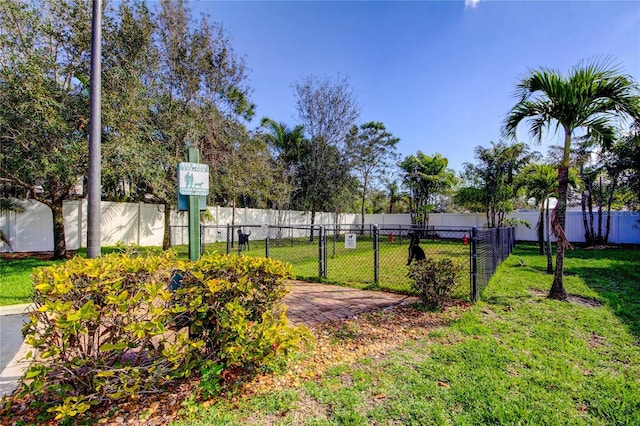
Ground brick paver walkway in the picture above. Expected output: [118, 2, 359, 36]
[284, 281, 417, 326]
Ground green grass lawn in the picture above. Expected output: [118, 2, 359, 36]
[0, 257, 62, 305]
[171, 244, 640, 425]
[0, 238, 491, 306]
[203, 236, 471, 297]
[0, 247, 144, 306]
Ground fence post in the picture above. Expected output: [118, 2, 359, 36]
[318, 225, 324, 278]
[471, 227, 478, 302]
[226, 224, 230, 254]
[323, 227, 328, 278]
[265, 224, 270, 258]
[373, 224, 379, 285]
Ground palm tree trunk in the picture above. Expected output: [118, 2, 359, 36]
[605, 179, 617, 243]
[537, 204, 544, 255]
[545, 197, 553, 274]
[550, 165, 569, 300]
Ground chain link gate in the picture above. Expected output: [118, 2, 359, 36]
[321, 225, 378, 285]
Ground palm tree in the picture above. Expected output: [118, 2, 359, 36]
[504, 59, 640, 300]
[519, 164, 578, 274]
[260, 118, 307, 168]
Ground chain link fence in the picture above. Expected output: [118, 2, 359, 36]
[377, 225, 472, 298]
[188, 223, 515, 301]
[470, 227, 516, 301]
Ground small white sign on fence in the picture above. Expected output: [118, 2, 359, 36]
[345, 233, 357, 249]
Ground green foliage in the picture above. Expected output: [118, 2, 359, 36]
[22, 251, 192, 419]
[198, 362, 225, 399]
[21, 251, 306, 421]
[172, 255, 306, 372]
[408, 258, 464, 310]
[502, 217, 530, 228]
[399, 152, 457, 223]
[458, 141, 539, 227]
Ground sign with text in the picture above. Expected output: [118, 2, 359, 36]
[178, 162, 209, 196]
[345, 233, 357, 249]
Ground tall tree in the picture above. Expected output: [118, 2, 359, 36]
[132, 0, 254, 249]
[504, 59, 640, 300]
[0, 0, 93, 259]
[294, 75, 359, 239]
[400, 152, 457, 226]
[345, 121, 399, 233]
[457, 142, 538, 228]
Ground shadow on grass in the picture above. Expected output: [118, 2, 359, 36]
[511, 245, 640, 339]
[484, 244, 640, 339]
[564, 249, 640, 339]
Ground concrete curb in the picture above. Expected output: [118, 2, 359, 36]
[0, 340, 31, 398]
[0, 304, 33, 399]
[0, 303, 32, 316]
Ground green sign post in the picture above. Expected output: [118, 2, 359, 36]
[178, 148, 209, 261]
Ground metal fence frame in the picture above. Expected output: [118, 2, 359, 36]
[195, 223, 516, 302]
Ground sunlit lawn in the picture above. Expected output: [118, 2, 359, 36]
[172, 244, 640, 425]
[2, 237, 472, 306]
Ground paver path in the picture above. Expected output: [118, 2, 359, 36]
[284, 281, 417, 326]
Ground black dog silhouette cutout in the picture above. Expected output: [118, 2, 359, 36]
[237, 228, 251, 251]
[406, 231, 426, 265]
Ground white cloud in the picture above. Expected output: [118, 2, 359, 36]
[465, 0, 483, 9]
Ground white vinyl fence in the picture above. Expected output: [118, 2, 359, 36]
[1, 200, 639, 253]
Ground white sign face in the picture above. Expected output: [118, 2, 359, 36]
[178, 162, 210, 196]
[345, 233, 357, 249]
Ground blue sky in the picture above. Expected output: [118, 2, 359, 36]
[186, 0, 640, 174]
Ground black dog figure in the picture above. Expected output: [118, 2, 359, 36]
[237, 228, 251, 251]
[406, 231, 426, 265]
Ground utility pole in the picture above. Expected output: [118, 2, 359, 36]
[87, 0, 102, 258]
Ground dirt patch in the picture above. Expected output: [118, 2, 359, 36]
[0, 251, 76, 260]
[529, 289, 603, 308]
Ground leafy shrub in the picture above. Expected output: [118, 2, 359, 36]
[408, 258, 463, 310]
[21, 251, 307, 421]
[22, 251, 200, 420]
[173, 255, 306, 372]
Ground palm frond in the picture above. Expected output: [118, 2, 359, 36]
[0, 197, 25, 214]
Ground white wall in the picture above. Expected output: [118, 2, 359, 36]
[2, 201, 639, 253]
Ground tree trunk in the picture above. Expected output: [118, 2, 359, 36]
[545, 197, 553, 274]
[596, 176, 604, 243]
[549, 165, 569, 300]
[604, 179, 617, 243]
[162, 202, 171, 250]
[231, 197, 236, 248]
[587, 179, 595, 245]
[309, 207, 316, 242]
[580, 168, 592, 244]
[537, 204, 544, 255]
[51, 199, 67, 260]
